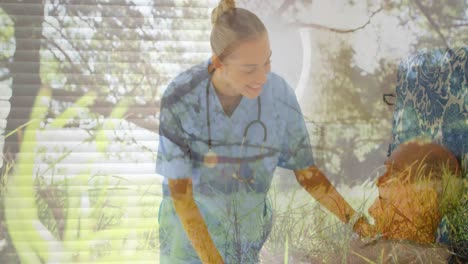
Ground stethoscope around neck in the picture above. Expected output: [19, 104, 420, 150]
[204, 75, 267, 183]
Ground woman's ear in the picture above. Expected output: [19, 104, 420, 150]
[211, 55, 223, 69]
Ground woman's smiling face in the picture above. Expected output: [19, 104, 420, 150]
[215, 32, 272, 99]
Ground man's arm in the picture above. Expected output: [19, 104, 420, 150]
[293, 165, 369, 232]
[168, 178, 224, 264]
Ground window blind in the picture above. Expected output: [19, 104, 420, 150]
[0, 0, 216, 262]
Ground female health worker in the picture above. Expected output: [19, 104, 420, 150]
[156, 1, 368, 263]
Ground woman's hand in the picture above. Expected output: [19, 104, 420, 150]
[352, 216, 375, 238]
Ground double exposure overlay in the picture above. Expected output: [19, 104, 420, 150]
[0, 1, 466, 263]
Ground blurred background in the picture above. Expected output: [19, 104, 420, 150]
[0, 0, 466, 262]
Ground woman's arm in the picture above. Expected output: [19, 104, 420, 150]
[293, 165, 368, 232]
[168, 178, 224, 264]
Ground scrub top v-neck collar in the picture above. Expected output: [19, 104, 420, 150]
[208, 79, 250, 123]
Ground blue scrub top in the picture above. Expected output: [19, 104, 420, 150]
[156, 59, 314, 263]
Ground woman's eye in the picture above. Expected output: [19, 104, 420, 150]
[243, 61, 270, 74]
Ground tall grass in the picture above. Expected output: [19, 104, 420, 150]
[261, 161, 466, 263]
[260, 176, 377, 263]
[3, 86, 465, 263]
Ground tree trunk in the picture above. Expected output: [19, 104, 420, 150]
[0, 1, 44, 262]
[2, 1, 44, 169]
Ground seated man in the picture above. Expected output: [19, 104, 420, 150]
[348, 141, 464, 263]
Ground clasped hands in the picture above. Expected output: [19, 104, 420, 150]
[352, 215, 378, 241]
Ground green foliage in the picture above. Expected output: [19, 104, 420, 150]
[5, 88, 55, 263]
[3, 87, 161, 262]
[306, 39, 396, 182]
[0, 8, 14, 60]
[439, 166, 465, 216]
[385, 0, 467, 49]
[445, 162, 468, 259]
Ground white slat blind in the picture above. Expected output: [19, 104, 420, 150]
[0, 0, 216, 262]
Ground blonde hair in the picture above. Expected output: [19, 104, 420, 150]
[210, 0, 267, 62]
[211, 0, 236, 25]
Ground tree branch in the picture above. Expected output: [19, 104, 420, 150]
[290, 7, 383, 33]
[275, 0, 295, 16]
[45, 37, 83, 74]
[447, 22, 468, 28]
[413, 0, 450, 49]
[42, 19, 94, 75]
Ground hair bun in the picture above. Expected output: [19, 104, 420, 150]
[211, 0, 236, 25]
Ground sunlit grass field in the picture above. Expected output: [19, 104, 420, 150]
[261, 174, 378, 263]
[3, 151, 466, 263]
[1, 87, 466, 263]
[3, 156, 378, 263]
[261, 165, 467, 263]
